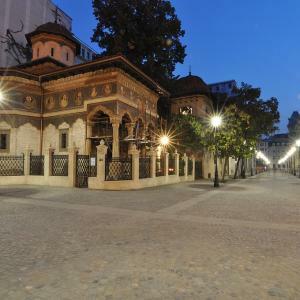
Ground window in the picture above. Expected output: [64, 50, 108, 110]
[59, 129, 69, 151]
[87, 52, 90, 60]
[81, 48, 85, 58]
[66, 52, 69, 61]
[51, 48, 55, 57]
[179, 106, 193, 115]
[37, 48, 40, 58]
[0, 130, 10, 152]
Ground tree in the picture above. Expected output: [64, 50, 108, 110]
[91, 0, 186, 85]
[0, 21, 31, 65]
[230, 83, 280, 137]
[170, 104, 257, 180]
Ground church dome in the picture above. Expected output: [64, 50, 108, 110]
[171, 75, 210, 98]
[26, 22, 78, 46]
[26, 22, 79, 66]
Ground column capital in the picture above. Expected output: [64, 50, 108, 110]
[110, 116, 122, 125]
[128, 144, 140, 156]
[125, 122, 135, 129]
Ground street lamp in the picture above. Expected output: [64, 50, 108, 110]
[0, 90, 4, 102]
[159, 135, 170, 147]
[210, 114, 223, 187]
[296, 139, 300, 178]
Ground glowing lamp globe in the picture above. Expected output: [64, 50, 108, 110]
[160, 135, 170, 146]
[0, 91, 4, 102]
[210, 115, 222, 128]
[296, 139, 300, 147]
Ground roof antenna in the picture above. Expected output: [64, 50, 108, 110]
[189, 65, 192, 76]
[52, 6, 61, 24]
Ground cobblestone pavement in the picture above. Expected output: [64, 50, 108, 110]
[0, 172, 300, 300]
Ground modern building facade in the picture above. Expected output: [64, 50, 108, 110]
[208, 80, 237, 97]
[0, 0, 96, 67]
[258, 134, 290, 169]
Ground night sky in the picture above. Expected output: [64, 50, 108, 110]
[53, 0, 300, 132]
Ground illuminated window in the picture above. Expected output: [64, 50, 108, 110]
[179, 106, 193, 115]
[0, 130, 10, 152]
[59, 129, 69, 151]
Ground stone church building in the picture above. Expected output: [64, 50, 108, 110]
[0, 22, 217, 188]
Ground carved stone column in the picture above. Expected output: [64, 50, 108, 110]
[128, 144, 140, 182]
[85, 122, 93, 155]
[183, 153, 188, 180]
[126, 122, 135, 151]
[96, 140, 108, 182]
[111, 117, 121, 158]
[164, 151, 169, 178]
[149, 147, 156, 178]
[68, 145, 79, 187]
[45, 146, 55, 177]
[24, 147, 33, 176]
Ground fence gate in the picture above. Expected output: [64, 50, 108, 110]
[76, 155, 90, 188]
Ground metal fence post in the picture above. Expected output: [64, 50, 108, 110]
[174, 149, 179, 177]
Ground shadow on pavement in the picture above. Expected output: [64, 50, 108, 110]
[0, 188, 39, 198]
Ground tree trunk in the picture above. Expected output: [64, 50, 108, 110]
[222, 156, 229, 182]
[234, 157, 241, 179]
[241, 158, 246, 179]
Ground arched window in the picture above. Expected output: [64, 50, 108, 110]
[66, 52, 69, 61]
[51, 48, 55, 57]
[37, 48, 40, 58]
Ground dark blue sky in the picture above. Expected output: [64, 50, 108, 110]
[54, 0, 300, 132]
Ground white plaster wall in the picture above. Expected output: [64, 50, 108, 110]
[71, 118, 86, 154]
[16, 123, 40, 155]
[43, 124, 58, 153]
[202, 152, 214, 179]
[42, 119, 85, 154]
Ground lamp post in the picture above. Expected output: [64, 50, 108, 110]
[0, 90, 4, 102]
[210, 115, 223, 188]
[296, 139, 300, 178]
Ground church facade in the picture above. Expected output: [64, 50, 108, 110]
[0, 22, 218, 189]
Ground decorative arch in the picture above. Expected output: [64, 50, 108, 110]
[87, 104, 115, 122]
[119, 110, 134, 123]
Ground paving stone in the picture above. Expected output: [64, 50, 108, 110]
[0, 173, 299, 299]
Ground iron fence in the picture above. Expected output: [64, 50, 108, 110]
[179, 159, 185, 176]
[0, 155, 24, 176]
[156, 157, 165, 177]
[75, 154, 97, 188]
[30, 155, 44, 176]
[139, 157, 151, 179]
[105, 157, 132, 181]
[188, 159, 193, 175]
[89, 154, 97, 177]
[168, 156, 175, 175]
[52, 155, 68, 176]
